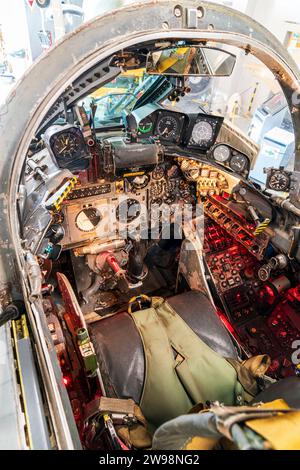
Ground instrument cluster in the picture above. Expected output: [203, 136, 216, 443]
[178, 159, 229, 197]
[41, 111, 251, 186]
[59, 162, 196, 249]
[130, 108, 223, 151]
[149, 163, 195, 205]
[209, 143, 250, 176]
[129, 108, 251, 176]
[60, 189, 147, 248]
[32, 112, 253, 257]
[135, 109, 186, 144]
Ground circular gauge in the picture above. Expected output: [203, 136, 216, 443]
[75, 207, 101, 232]
[156, 115, 179, 139]
[152, 165, 165, 180]
[52, 130, 82, 159]
[268, 171, 290, 191]
[138, 117, 153, 134]
[116, 198, 141, 223]
[191, 120, 213, 146]
[131, 174, 149, 190]
[213, 144, 231, 163]
[229, 153, 248, 173]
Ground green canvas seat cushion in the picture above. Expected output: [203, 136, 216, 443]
[131, 298, 242, 429]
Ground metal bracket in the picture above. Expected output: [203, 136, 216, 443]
[186, 8, 198, 29]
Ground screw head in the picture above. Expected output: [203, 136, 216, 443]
[174, 6, 182, 18]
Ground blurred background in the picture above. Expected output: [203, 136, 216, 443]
[1, 0, 300, 103]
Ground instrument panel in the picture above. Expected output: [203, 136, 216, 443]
[128, 107, 253, 177]
[59, 163, 196, 248]
[60, 191, 147, 247]
[209, 143, 250, 176]
[178, 159, 229, 197]
[130, 108, 223, 150]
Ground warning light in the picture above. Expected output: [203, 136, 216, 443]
[63, 375, 71, 387]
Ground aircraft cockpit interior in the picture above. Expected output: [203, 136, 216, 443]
[12, 34, 300, 450]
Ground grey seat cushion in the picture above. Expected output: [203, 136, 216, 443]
[252, 376, 300, 408]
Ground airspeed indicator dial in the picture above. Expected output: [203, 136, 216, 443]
[156, 115, 179, 140]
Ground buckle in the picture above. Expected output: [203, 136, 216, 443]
[128, 294, 152, 314]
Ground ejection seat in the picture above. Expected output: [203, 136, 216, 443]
[89, 291, 240, 419]
[89, 289, 300, 439]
